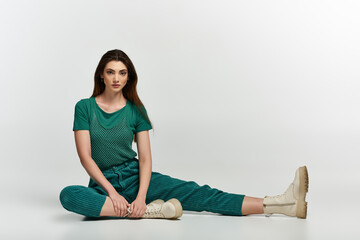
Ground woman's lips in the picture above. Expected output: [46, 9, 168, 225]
[112, 85, 120, 87]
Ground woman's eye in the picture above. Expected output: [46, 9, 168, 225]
[121, 72, 126, 75]
[107, 71, 113, 74]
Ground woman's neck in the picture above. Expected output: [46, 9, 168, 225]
[96, 91, 127, 106]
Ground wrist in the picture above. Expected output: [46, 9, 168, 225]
[106, 188, 118, 196]
[136, 195, 146, 201]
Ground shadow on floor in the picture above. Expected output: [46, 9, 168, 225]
[82, 210, 223, 221]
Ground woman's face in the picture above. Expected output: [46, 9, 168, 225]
[100, 60, 128, 92]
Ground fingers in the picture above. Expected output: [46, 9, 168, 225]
[120, 199, 129, 217]
[111, 198, 119, 216]
[129, 204, 146, 218]
[116, 202, 122, 216]
[123, 200, 130, 217]
[129, 203, 133, 214]
[110, 195, 147, 218]
[129, 203, 137, 218]
[139, 206, 146, 217]
[129, 203, 134, 218]
[121, 203, 127, 217]
[113, 195, 132, 217]
[111, 197, 128, 217]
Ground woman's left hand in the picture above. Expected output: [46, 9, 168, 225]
[129, 197, 147, 218]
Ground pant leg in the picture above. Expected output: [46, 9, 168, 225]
[59, 165, 124, 217]
[120, 160, 246, 216]
[150, 172, 245, 216]
[59, 185, 107, 217]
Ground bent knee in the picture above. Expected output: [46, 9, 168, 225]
[59, 185, 82, 210]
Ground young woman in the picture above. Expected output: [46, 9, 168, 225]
[59, 49, 309, 219]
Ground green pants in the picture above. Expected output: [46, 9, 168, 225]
[59, 158, 245, 217]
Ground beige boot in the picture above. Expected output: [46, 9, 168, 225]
[148, 199, 165, 205]
[263, 166, 309, 218]
[142, 198, 183, 219]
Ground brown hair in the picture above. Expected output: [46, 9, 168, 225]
[90, 49, 153, 142]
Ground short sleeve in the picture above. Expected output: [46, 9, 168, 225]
[73, 100, 90, 131]
[134, 105, 152, 133]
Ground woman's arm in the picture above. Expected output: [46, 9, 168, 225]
[127, 130, 152, 218]
[135, 130, 152, 200]
[74, 130, 117, 195]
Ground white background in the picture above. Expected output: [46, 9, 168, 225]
[1, 0, 359, 239]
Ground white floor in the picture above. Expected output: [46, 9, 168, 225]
[2, 182, 359, 240]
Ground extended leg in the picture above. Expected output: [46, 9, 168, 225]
[241, 196, 264, 215]
[122, 171, 246, 216]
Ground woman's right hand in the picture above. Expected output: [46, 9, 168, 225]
[108, 191, 130, 217]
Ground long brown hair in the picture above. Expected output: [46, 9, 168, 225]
[90, 49, 153, 142]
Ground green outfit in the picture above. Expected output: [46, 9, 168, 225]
[73, 97, 152, 171]
[59, 97, 245, 217]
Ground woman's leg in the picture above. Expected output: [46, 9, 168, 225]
[60, 182, 267, 218]
[121, 169, 247, 216]
[59, 185, 107, 217]
[241, 196, 264, 215]
[99, 196, 123, 216]
[116, 160, 266, 216]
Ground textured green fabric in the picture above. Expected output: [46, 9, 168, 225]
[59, 159, 245, 217]
[73, 97, 152, 171]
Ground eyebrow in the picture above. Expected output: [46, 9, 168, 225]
[106, 68, 127, 71]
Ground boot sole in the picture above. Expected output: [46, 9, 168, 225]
[296, 166, 309, 219]
[166, 198, 183, 219]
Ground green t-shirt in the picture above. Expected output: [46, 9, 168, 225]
[73, 96, 152, 171]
